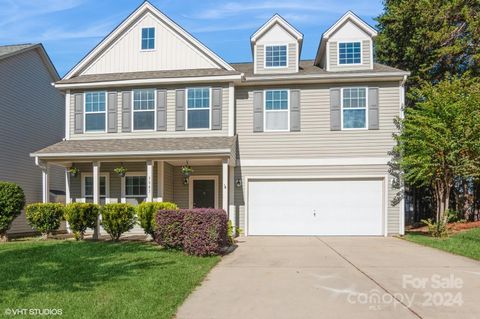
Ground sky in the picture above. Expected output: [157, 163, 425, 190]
[0, 0, 384, 77]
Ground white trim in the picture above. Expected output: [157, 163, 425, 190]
[295, 42, 299, 73]
[263, 44, 289, 69]
[263, 89, 290, 132]
[244, 174, 387, 237]
[240, 157, 390, 167]
[124, 171, 147, 198]
[131, 88, 157, 132]
[65, 90, 70, 140]
[64, 2, 234, 79]
[80, 172, 110, 199]
[31, 148, 232, 158]
[323, 11, 378, 39]
[139, 26, 156, 51]
[222, 160, 229, 213]
[326, 42, 330, 71]
[42, 165, 49, 203]
[251, 14, 303, 43]
[340, 87, 368, 130]
[228, 83, 235, 136]
[240, 71, 409, 83]
[188, 175, 219, 209]
[84, 91, 108, 133]
[253, 44, 258, 74]
[369, 38, 373, 69]
[337, 41, 363, 66]
[185, 87, 212, 131]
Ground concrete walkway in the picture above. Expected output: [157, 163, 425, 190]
[177, 236, 480, 319]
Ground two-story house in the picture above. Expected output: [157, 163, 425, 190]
[31, 2, 409, 236]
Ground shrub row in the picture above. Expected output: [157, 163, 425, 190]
[155, 208, 229, 256]
[0, 182, 25, 241]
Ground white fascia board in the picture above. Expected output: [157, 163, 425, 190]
[240, 157, 390, 167]
[55, 74, 243, 89]
[30, 149, 232, 159]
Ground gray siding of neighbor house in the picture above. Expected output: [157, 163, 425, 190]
[69, 83, 230, 139]
[0, 49, 65, 235]
[328, 40, 371, 71]
[255, 43, 297, 74]
[234, 165, 400, 235]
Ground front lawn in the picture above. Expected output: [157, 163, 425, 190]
[0, 240, 219, 319]
[405, 227, 480, 261]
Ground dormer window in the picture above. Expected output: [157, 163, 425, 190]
[338, 42, 361, 65]
[141, 27, 155, 50]
[265, 45, 287, 68]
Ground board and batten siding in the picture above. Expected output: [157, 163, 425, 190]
[69, 83, 230, 139]
[328, 40, 371, 71]
[235, 81, 400, 159]
[0, 49, 65, 235]
[234, 165, 400, 235]
[255, 43, 297, 74]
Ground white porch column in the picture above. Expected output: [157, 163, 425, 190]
[92, 161, 101, 240]
[229, 165, 236, 235]
[157, 160, 164, 202]
[65, 167, 72, 233]
[41, 164, 50, 203]
[222, 159, 229, 214]
[146, 160, 154, 202]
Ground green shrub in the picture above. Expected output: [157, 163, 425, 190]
[25, 203, 64, 239]
[64, 203, 100, 240]
[0, 182, 25, 241]
[422, 218, 449, 238]
[137, 202, 178, 238]
[101, 203, 136, 241]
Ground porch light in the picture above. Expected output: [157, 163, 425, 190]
[235, 179, 242, 188]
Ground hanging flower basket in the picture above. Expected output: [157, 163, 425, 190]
[68, 167, 79, 177]
[181, 165, 194, 178]
[114, 166, 128, 177]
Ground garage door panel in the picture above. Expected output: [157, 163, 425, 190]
[248, 179, 383, 236]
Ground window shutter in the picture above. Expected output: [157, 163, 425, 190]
[330, 88, 341, 131]
[368, 88, 379, 130]
[175, 89, 185, 131]
[157, 89, 167, 131]
[290, 90, 300, 132]
[212, 88, 222, 130]
[74, 93, 83, 134]
[122, 91, 131, 132]
[107, 92, 117, 133]
[253, 91, 264, 132]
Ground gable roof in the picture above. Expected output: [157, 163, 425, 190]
[251, 14, 303, 43]
[64, 1, 234, 80]
[314, 11, 378, 65]
[0, 43, 60, 81]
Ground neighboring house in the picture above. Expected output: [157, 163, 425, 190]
[0, 44, 65, 235]
[31, 2, 409, 236]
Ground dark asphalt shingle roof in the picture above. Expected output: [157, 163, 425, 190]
[33, 136, 236, 157]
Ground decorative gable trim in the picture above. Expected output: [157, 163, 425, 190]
[251, 14, 303, 44]
[64, 1, 234, 80]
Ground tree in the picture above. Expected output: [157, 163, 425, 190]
[390, 76, 480, 225]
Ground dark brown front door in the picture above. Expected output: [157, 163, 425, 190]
[193, 179, 215, 208]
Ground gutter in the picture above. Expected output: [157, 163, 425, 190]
[242, 71, 410, 83]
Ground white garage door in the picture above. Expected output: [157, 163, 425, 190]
[248, 179, 384, 236]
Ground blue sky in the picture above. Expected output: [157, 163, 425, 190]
[0, 0, 384, 76]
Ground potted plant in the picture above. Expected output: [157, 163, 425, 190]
[181, 164, 193, 185]
[68, 167, 79, 177]
[114, 166, 128, 177]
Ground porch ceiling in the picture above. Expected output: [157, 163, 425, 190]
[31, 136, 236, 161]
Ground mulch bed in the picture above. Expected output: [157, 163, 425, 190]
[408, 221, 480, 234]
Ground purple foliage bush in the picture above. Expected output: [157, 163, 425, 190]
[183, 208, 229, 256]
[155, 209, 185, 249]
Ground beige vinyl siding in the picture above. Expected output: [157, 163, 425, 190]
[0, 49, 64, 235]
[70, 83, 230, 139]
[172, 166, 223, 209]
[235, 81, 400, 159]
[234, 165, 400, 235]
[255, 43, 297, 74]
[163, 162, 174, 202]
[328, 40, 371, 71]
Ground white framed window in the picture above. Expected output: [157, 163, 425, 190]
[186, 87, 211, 129]
[141, 27, 155, 50]
[125, 174, 147, 198]
[264, 89, 289, 131]
[84, 91, 107, 132]
[338, 42, 362, 65]
[132, 89, 156, 131]
[265, 45, 287, 68]
[81, 173, 110, 200]
[341, 87, 367, 130]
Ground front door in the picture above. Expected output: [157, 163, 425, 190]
[193, 179, 215, 208]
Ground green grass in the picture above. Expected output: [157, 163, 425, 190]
[405, 228, 480, 260]
[0, 239, 219, 319]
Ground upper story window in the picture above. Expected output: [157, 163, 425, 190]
[265, 89, 289, 131]
[141, 27, 155, 50]
[85, 92, 106, 132]
[342, 87, 366, 129]
[265, 45, 287, 68]
[338, 42, 361, 65]
[133, 89, 155, 131]
[187, 88, 210, 129]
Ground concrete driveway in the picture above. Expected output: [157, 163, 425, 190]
[177, 237, 480, 319]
